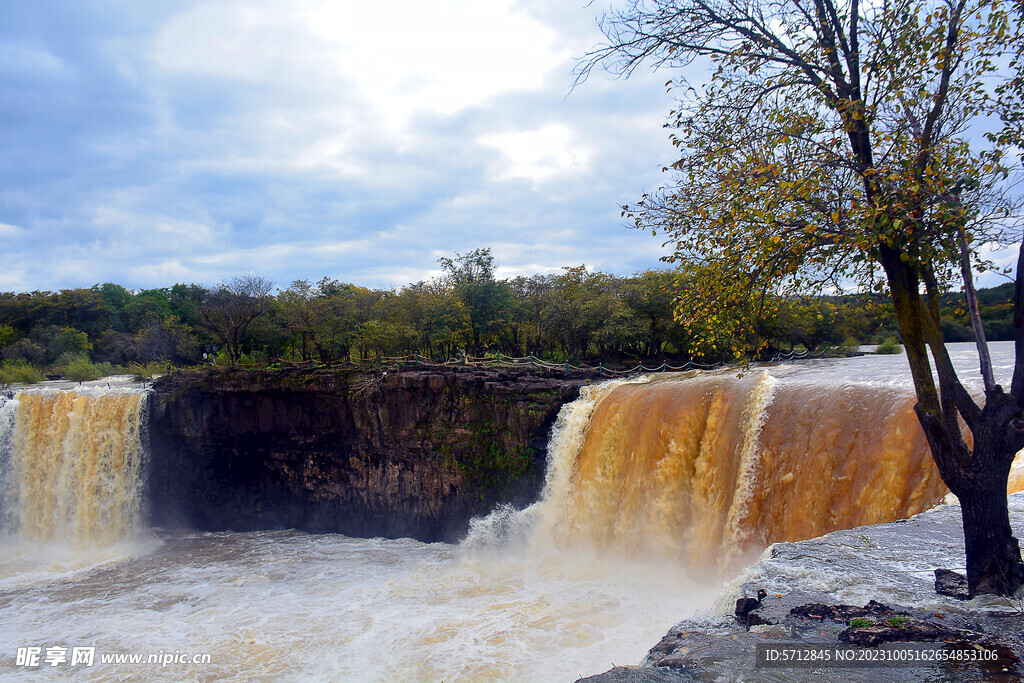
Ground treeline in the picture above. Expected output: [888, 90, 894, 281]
[0, 249, 1015, 383]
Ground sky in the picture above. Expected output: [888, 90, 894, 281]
[0, 0, 683, 293]
[1, 1, 1019, 295]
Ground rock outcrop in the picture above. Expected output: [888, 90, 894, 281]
[147, 366, 589, 542]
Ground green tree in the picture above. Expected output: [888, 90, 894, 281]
[510, 274, 555, 357]
[584, 0, 1024, 594]
[280, 278, 358, 363]
[438, 248, 510, 356]
[770, 298, 843, 353]
[96, 283, 133, 331]
[543, 266, 624, 358]
[399, 280, 469, 361]
[621, 270, 679, 357]
[45, 327, 92, 363]
[130, 315, 200, 365]
[121, 289, 173, 333]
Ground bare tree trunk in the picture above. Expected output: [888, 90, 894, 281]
[959, 231, 996, 392]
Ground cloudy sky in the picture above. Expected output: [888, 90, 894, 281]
[0, 0, 686, 293]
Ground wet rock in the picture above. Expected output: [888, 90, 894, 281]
[935, 568, 970, 600]
[576, 665, 691, 682]
[736, 588, 774, 626]
[148, 366, 587, 541]
[789, 599, 893, 621]
[735, 597, 760, 619]
[838, 615, 956, 646]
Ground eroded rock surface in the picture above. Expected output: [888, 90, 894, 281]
[147, 366, 589, 541]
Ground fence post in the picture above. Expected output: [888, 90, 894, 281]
[564, 360, 569, 374]
[347, 351, 352, 366]
[461, 350, 466, 366]
[530, 354, 534, 366]
[599, 362, 603, 378]
[497, 352, 501, 366]
[414, 352, 418, 365]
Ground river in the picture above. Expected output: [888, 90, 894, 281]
[0, 343, 1021, 680]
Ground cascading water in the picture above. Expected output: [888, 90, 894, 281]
[538, 369, 953, 576]
[0, 392, 18, 534]
[468, 366, 962, 579]
[0, 388, 147, 546]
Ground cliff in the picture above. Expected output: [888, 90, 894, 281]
[147, 366, 589, 542]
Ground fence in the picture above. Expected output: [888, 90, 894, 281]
[252, 346, 837, 377]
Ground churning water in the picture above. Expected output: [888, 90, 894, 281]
[0, 378, 716, 681]
[1, 345, 1022, 680]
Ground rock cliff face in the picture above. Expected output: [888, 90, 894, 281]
[147, 366, 588, 542]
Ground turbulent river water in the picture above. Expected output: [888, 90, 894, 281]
[1, 343, 1023, 681]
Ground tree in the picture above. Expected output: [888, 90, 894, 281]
[438, 248, 510, 356]
[280, 278, 358, 363]
[510, 274, 556, 356]
[582, 0, 1024, 594]
[0, 324, 14, 350]
[198, 274, 275, 365]
[621, 270, 679, 357]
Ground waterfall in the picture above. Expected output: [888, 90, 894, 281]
[505, 370, 1000, 577]
[0, 388, 147, 547]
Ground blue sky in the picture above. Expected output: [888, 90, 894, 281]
[0, 0, 682, 292]
[2, 1, 1019, 294]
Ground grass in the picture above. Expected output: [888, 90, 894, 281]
[848, 617, 876, 628]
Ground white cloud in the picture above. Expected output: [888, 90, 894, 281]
[151, 0, 566, 137]
[1, 0, 686, 291]
[479, 124, 590, 183]
[302, 0, 565, 126]
[0, 266, 29, 291]
[976, 241, 1021, 288]
[126, 259, 200, 286]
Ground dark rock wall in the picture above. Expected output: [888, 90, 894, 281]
[147, 367, 587, 542]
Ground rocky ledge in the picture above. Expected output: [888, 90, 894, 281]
[582, 494, 1024, 682]
[147, 366, 591, 542]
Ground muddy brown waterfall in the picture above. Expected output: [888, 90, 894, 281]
[546, 370, 1022, 577]
[0, 390, 146, 546]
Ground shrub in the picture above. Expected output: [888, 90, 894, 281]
[875, 337, 903, 354]
[62, 357, 104, 382]
[52, 353, 117, 382]
[127, 361, 169, 383]
[886, 615, 909, 628]
[0, 360, 44, 385]
[46, 327, 91, 363]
